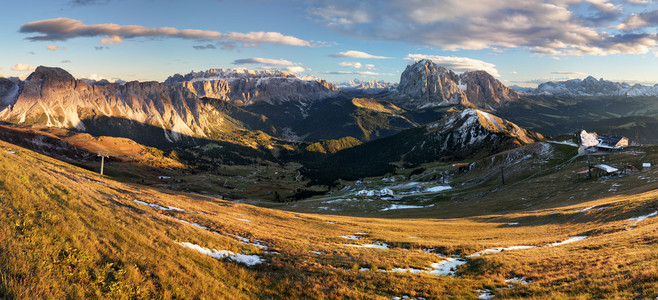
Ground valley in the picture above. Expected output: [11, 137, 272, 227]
[1, 60, 657, 299]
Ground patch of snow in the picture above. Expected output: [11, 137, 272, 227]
[428, 258, 467, 276]
[133, 199, 185, 212]
[310, 251, 322, 255]
[345, 241, 389, 249]
[580, 130, 599, 147]
[359, 267, 370, 271]
[5, 150, 15, 154]
[627, 211, 658, 224]
[380, 204, 425, 211]
[547, 236, 587, 247]
[425, 185, 451, 193]
[236, 218, 252, 222]
[507, 222, 519, 226]
[548, 140, 578, 147]
[506, 277, 532, 285]
[476, 289, 495, 299]
[175, 218, 208, 230]
[176, 241, 263, 266]
[326, 221, 337, 224]
[389, 267, 425, 274]
[356, 188, 394, 197]
[579, 206, 595, 212]
[408, 236, 420, 239]
[341, 235, 360, 240]
[469, 245, 538, 257]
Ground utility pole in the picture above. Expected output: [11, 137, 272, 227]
[501, 166, 505, 185]
[98, 152, 109, 176]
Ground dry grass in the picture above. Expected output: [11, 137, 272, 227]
[1, 140, 657, 298]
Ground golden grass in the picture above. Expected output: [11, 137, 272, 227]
[0, 140, 657, 298]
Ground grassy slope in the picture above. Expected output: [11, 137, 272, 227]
[1, 140, 657, 298]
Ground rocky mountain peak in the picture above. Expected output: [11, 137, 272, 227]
[459, 70, 520, 110]
[389, 60, 517, 110]
[26, 66, 76, 83]
[390, 60, 466, 109]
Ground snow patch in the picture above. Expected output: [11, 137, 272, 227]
[627, 211, 658, 224]
[469, 245, 538, 257]
[176, 242, 263, 266]
[133, 199, 185, 212]
[380, 204, 425, 211]
[345, 241, 389, 249]
[547, 236, 587, 247]
[424, 185, 451, 193]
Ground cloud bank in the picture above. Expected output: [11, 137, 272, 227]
[11, 64, 36, 72]
[405, 54, 500, 77]
[20, 18, 311, 47]
[308, 0, 657, 56]
[330, 50, 390, 59]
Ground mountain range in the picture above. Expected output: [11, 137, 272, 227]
[513, 76, 658, 97]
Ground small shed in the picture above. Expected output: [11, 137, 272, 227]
[597, 135, 628, 150]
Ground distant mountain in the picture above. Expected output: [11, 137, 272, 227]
[335, 79, 396, 95]
[516, 76, 658, 97]
[304, 107, 543, 184]
[164, 68, 339, 106]
[387, 59, 520, 110]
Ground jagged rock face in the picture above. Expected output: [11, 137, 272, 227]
[527, 76, 658, 97]
[0, 78, 21, 107]
[392, 59, 467, 109]
[0, 66, 209, 143]
[165, 69, 339, 105]
[459, 71, 520, 110]
[389, 60, 518, 110]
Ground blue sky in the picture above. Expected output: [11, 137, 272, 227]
[1, 0, 658, 87]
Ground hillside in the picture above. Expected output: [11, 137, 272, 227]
[303, 108, 544, 185]
[1, 133, 657, 298]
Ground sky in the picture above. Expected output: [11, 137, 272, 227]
[1, 0, 658, 87]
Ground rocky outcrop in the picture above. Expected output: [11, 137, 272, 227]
[388, 59, 518, 110]
[165, 68, 339, 105]
[459, 71, 520, 110]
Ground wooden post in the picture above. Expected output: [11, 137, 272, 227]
[98, 153, 109, 176]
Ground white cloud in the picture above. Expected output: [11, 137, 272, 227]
[11, 64, 36, 72]
[405, 54, 500, 77]
[20, 18, 311, 47]
[307, 0, 658, 56]
[338, 61, 362, 68]
[233, 57, 296, 66]
[510, 71, 518, 74]
[617, 11, 658, 31]
[100, 35, 122, 44]
[286, 66, 306, 73]
[330, 50, 390, 59]
[338, 61, 378, 70]
[46, 45, 65, 51]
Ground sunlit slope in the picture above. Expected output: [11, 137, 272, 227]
[0, 140, 657, 298]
